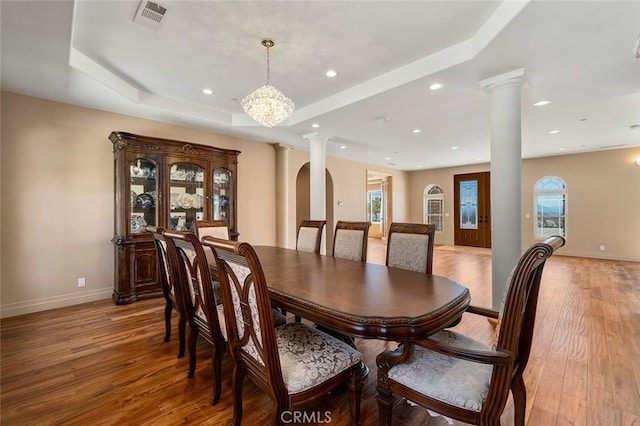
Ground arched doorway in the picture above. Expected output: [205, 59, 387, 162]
[295, 163, 334, 253]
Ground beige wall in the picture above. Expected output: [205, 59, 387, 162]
[0, 92, 409, 317]
[2, 91, 637, 317]
[0, 92, 277, 317]
[408, 148, 640, 261]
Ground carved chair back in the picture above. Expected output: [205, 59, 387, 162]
[163, 230, 227, 404]
[295, 220, 326, 254]
[195, 219, 230, 240]
[145, 225, 185, 352]
[332, 220, 371, 262]
[386, 222, 437, 273]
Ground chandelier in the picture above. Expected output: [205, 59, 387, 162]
[241, 39, 295, 128]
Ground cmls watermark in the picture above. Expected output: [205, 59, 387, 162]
[281, 410, 332, 424]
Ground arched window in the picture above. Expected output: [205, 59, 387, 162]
[534, 176, 567, 238]
[423, 184, 444, 233]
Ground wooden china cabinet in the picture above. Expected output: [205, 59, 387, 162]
[110, 131, 240, 305]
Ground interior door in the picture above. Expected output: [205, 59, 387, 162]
[454, 172, 491, 248]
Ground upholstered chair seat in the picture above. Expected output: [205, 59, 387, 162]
[276, 323, 363, 394]
[387, 330, 492, 412]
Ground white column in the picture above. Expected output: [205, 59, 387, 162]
[274, 143, 292, 248]
[303, 132, 327, 220]
[480, 68, 525, 309]
[303, 132, 327, 254]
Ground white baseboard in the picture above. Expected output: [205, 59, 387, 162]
[0, 288, 113, 319]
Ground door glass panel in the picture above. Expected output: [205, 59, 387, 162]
[169, 162, 204, 231]
[213, 168, 232, 226]
[130, 158, 157, 234]
[459, 180, 478, 230]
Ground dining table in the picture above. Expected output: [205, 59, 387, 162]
[222, 245, 471, 342]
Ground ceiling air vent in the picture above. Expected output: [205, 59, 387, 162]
[133, 1, 168, 31]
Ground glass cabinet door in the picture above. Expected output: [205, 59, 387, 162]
[213, 168, 232, 227]
[169, 162, 205, 231]
[130, 158, 158, 234]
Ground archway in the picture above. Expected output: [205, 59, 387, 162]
[295, 163, 334, 253]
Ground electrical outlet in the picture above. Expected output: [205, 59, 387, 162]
[78, 277, 86, 288]
[599, 245, 605, 251]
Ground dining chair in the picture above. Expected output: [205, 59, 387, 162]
[376, 235, 565, 426]
[204, 237, 365, 426]
[287, 219, 327, 322]
[195, 219, 230, 240]
[386, 222, 437, 273]
[295, 219, 326, 253]
[195, 219, 230, 305]
[162, 230, 228, 405]
[332, 220, 370, 262]
[327, 220, 371, 376]
[145, 225, 186, 358]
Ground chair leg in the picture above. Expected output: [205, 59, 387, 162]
[375, 387, 395, 426]
[294, 315, 301, 323]
[512, 374, 527, 426]
[164, 299, 173, 342]
[231, 365, 244, 426]
[210, 344, 223, 405]
[347, 363, 364, 426]
[272, 400, 287, 426]
[177, 313, 186, 358]
[186, 323, 198, 378]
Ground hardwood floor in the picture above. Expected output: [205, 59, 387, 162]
[2, 240, 639, 425]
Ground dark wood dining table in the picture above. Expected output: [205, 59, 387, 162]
[245, 246, 471, 341]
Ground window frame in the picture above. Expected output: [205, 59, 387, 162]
[534, 176, 567, 239]
[423, 184, 444, 233]
[367, 189, 382, 224]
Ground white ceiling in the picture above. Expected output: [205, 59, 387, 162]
[2, 0, 639, 171]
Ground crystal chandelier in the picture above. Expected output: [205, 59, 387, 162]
[241, 39, 295, 127]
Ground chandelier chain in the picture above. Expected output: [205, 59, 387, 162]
[266, 45, 270, 86]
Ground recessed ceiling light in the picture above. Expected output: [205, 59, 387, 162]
[549, 130, 560, 134]
[412, 129, 421, 133]
[451, 146, 459, 150]
[202, 88, 214, 95]
[385, 157, 391, 160]
[534, 100, 550, 106]
[340, 145, 347, 149]
[311, 123, 320, 128]
[429, 82, 444, 90]
[417, 165, 422, 168]
[558, 147, 566, 151]
[325, 70, 338, 78]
